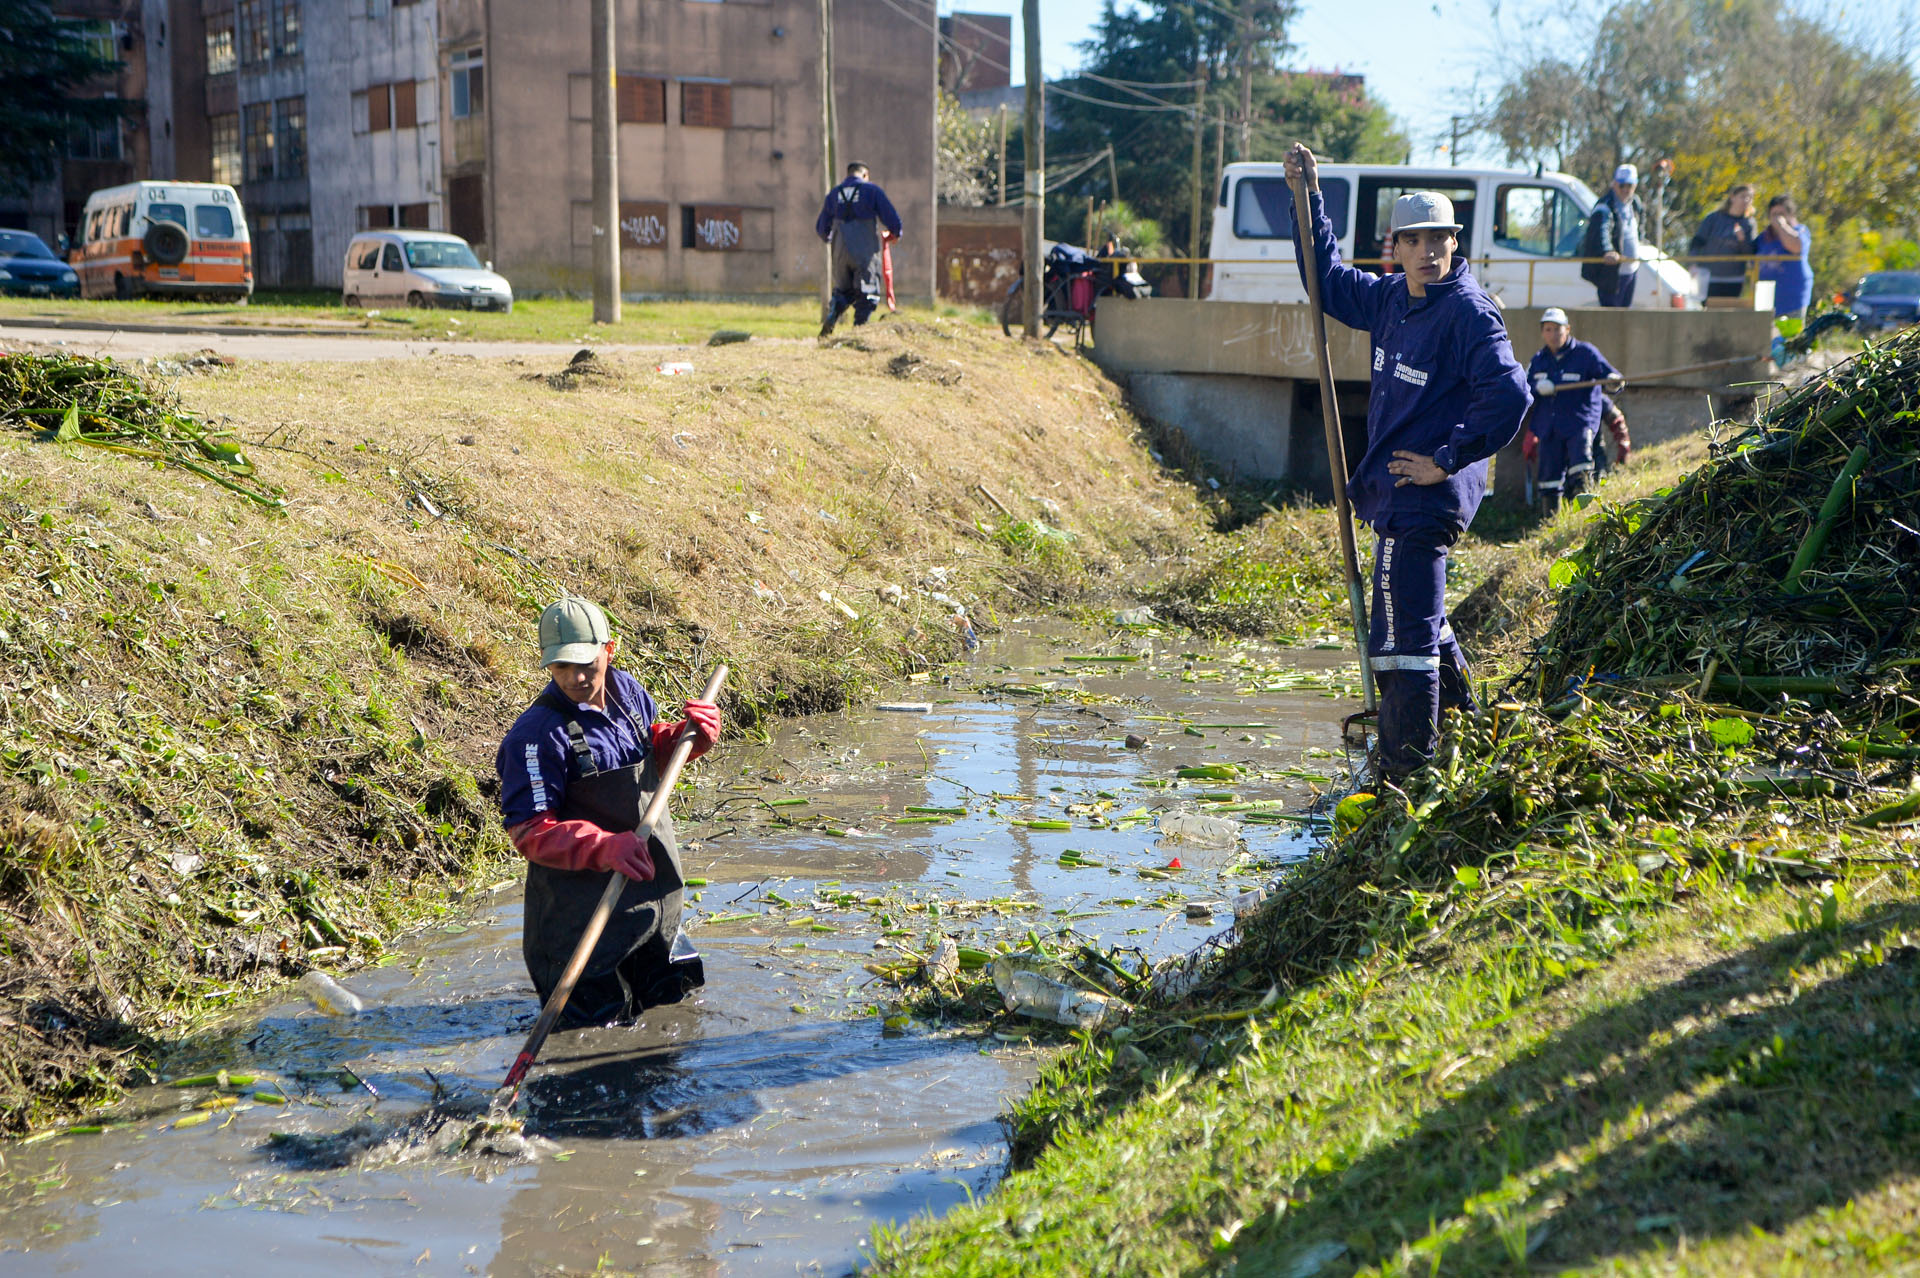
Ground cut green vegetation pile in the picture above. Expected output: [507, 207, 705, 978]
[0, 354, 283, 511]
[1538, 330, 1920, 721]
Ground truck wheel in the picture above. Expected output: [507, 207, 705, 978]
[114, 273, 132, 301]
[344, 294, 360, 309]
[407, 291, 428, 308]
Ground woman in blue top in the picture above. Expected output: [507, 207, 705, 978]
[1757, 194, 1814, 338]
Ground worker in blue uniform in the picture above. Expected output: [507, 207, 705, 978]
[815, 162, 903, 336]
[1526, 307, 1624, 513]
[1284, 143, 1531, 780]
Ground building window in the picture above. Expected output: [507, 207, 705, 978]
[366, 83, 390, 131]
[210, 113, 241, 185]
[392, 80, 417, 129]
[359, 205, 394, 230]
[239, 0, 270, 66]
[274, 0, 301, 58]
[356, 204, 431, 230]
[244, 104, 274, 181]
[66, 118, 122, 161]
[684, 203, 743, 251]
[619, 201, 669, 250]
[206, 12, 236, 75]
[274, 97, 306, 178]
[399, 202, 430, 229]
[63, 18, 119, 64]
[680, 81, 731, 128]
[616, 77, 666, 124]
[451, 48, 483, 118]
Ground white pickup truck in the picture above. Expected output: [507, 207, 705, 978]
[1207, 161, 1698, 310]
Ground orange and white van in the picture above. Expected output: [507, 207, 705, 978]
[71, 181, 253, 301]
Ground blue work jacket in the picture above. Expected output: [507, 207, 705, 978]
[1526, 338, 1616, 440]
[1295, 191, 1531, 530]
[495, 669, 660, 828]
[815, 178, 903, 242]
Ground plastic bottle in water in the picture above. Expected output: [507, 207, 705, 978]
[991, 955, 1122, 1029]
[298, 970, 366, 1017]
[1157, 810, 1241, 847]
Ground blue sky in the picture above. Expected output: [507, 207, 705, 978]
[936, 0, 1511, 166]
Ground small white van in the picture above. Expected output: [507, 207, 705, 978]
[341, 230, 512, 312]
[1208, 163, 1695, 310]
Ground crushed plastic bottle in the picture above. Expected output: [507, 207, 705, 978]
[1003, 970, 1123, 1030]
[1156, 810, 1241, 847]
[1113, 605, 1158, 626]
[298, 970, 366, 1017]
[1231, 885, 1270, 917]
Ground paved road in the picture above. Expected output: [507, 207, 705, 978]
[0, 323, 685, 363]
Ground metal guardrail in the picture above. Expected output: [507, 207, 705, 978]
[1092, 253, 1768, 309]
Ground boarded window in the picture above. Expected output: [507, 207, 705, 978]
[361, 206, 394, 230]
[368, 83, 391, 132]
[399, 202, 431, 229]
[687, 203, 743, 251]
[619, 200, 669, 250]
[680, 82, 731, 128]
[617, 76, 666, 124]
[448, 173, 485, 244]
[393, 80, 417, 128]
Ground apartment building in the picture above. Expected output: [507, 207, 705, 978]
[0, 1, 152, 248]
[113, 0, 933, 296]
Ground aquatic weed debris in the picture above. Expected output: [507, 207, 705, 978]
[0, 353, 285, 511]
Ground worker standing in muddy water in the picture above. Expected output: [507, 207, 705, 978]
[1526, 307, 1624, 513]
[1284, 143, 1531, 780]
[494, 595, 721, 1026]
[816, 162, 903, 336]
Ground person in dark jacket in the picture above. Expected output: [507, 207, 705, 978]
[1689, 184, 1757, 300]
[816, 162, 903, 336]
[1284, 142, 1531, 780]
[1526, 307, 1623, 512]
[1580, 164, 1644, 307]
[495, 595, 721, 1027]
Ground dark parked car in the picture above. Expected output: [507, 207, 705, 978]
[1849, 270, 1920, 332]
[0, 229, 80, 298]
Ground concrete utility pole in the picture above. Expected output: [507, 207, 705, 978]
[1237, 6, 1253, 162]
[1021, 0, 1043, 337]
[590, 0, 619, 323]
[819, 0, 838, 317]
[1187, 69, 1207, 297]
[997, 104, 1007, 206]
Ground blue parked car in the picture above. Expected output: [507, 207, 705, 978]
[1849, 270, 1920, 333]
[0, 228, 80, 298]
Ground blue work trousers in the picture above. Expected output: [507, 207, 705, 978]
[1536, 427, 1596, 512]
[1596, 273, 1637, 308]
[1369, 515, 1474, 778]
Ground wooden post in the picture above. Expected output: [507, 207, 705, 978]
[1187, 70, 1206, 297]
[997, 104, 1007, 206]
[589, 0, 619, 323]
[1021, 0, 1043, 337]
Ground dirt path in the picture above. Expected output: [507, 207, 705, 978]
[0, 322, 704, 363]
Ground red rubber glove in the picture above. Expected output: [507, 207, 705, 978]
[1520, 426, 1538, 463]
[509, 814, 655, 880]
[649, 699, 721, 760]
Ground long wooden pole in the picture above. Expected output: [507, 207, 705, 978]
[1547, 353, 1765, 394]
[493, 664, 728, 1113]
[1287, 171, 1375, 711]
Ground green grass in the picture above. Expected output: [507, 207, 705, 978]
[0, 291, 995, 346]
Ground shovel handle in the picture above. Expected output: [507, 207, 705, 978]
[497, 664, 728, 1103]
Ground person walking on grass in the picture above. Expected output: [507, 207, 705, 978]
[1527, 307, 1624, 514]
[1283, 142, 1531, 781]
[816, 162, 903, 336]
[494, 595, 721, 1027]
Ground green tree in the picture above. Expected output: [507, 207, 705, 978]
[1043, 0, 1404, 258]
[0, 0, 129, 194]
[936, 90, 995, 207]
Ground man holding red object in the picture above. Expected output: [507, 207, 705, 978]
[495, 595, 720, 1026]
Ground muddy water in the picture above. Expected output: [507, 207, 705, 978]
[0, 624, 1356, 1276]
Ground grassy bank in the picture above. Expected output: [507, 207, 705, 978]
[0, 319, 1210, 1133]
[0, 292, 988, 345]
[870, 355, 1920, 1273]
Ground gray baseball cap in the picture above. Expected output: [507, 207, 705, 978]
[1390, 191, 1463, 235]
[539, 594, 612, 667]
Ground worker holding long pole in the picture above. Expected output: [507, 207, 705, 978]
[1284, 143, 1531, 781]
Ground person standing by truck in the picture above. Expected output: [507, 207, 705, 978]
[1283, 143, 1531, 781]
[816, 162, 903, 337]
[1526, 307, 1624, 513]
[1580, 165, 1645, 308]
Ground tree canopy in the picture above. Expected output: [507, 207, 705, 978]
[1036, 0, 1405, 253]
[0, 0, 129, 195]
[1481, 0, 1920, 286]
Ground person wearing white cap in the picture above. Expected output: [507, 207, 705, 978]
[1525, 308, 1624, 512]
[1579, 164, 1645, 307]
[1283, 142, 1530, 781]
[493, 595, 722, 1025]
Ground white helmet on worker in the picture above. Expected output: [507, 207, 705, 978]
[1389, 191, 1463, 236]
